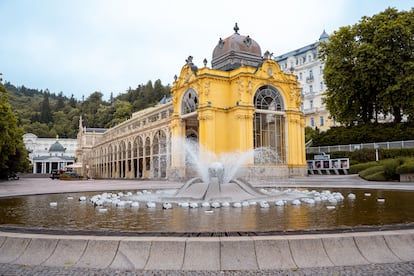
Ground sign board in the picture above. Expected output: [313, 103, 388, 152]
[307, 158, 349, 170]
[314, 153, 330, 160]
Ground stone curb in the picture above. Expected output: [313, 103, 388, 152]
[1, 229, 413, 271]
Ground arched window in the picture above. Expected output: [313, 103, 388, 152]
[181, 89, 198, 115]
[254, 86, 284, 111]
[145, 137, 151, 171]
[152, 130, 167, 178]
[253, 86, 286, 164]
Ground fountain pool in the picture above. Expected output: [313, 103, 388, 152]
[1, 140, 413, 236]
[0, 187, 413, 235]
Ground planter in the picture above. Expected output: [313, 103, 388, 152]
[400, 173, 414, 182]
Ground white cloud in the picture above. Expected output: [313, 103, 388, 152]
[0, 0, 411, 100]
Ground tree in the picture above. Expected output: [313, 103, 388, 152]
[40, 93, 53, 124]
[50, 111, 73, 138]
[0, 82, 29, 178]
[55, 91, 65, 111]
[320, 8, 414, 125]
[96, 104, 114, 128]
[23, 122, 50, 137]
[69, 94, 77, 108]
[107, 100, 132, 127]
[81, 91, 107, 127]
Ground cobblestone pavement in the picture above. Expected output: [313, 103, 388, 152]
[1, 262, 414, 276]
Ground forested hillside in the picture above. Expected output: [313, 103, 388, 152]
[5, 79, 170, 138]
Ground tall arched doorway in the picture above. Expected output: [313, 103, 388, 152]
[253, 85, 286, 164]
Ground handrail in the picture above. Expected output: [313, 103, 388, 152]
[306, 140, 414, 153]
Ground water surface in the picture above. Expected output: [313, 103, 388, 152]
[1, 188, 413, 234]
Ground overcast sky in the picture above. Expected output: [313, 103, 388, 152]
[0, 0, 412, 100]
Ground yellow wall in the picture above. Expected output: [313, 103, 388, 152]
[171, 59, 306, 175]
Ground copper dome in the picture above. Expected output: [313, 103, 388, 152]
[212, 23, 262, 71]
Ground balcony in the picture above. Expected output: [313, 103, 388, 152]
[303, 107, 319, 115]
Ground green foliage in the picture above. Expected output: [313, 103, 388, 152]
[312, 122, 414, 146]
[305, 126, 319, 143]
[107, 100, 132, 127]
[5, 79, 171, 139]
[364, 171, 387, 181]
[40, 93, 53, 124]
[349, 161, 378, 174]
[354, 158, 404, 181]
[382, 148, 414, 159]
[381, 159, 401, 180]
[359, 165, 384, 179]
[396, 159, 414, 174]
[23, 122, 50, 137]
[59, 172, 81, 180]
[320, 8, 414, 124]
[0, 82, 30, 178]
[349, 149, 376, 163]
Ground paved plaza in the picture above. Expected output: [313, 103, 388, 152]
[0, 176, 414, 275]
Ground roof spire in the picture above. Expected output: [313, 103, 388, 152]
[233, 22, 239, 34]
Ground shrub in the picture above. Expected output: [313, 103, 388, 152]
[349, 149, 376, 163]
[312, 122, 414, 146]
[329, 151, 350, 159]
[381, 159, 401, 180]
[364, 171, 386, 181]
[382, 149, 414, 159]
[396, 159, 414, 175]
[59, 172, 81, 180]
[359, 165, 383, 179]
[349, 161, 378, 174]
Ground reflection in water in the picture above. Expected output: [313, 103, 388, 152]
[0, 189, 413, 233]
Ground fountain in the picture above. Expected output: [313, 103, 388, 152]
[1, 138, 414, 234]
[83, 138, 348, 210]
[173, 161, 267, 202]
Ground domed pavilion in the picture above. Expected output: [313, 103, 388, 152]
[169, 24, 306, 179]
[80, 24, 306, 180]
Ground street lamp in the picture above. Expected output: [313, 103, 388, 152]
[375, 143, 379, 162]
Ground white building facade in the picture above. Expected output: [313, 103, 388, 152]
[23, 133, 77, 174]
[274, 31, 335, 131]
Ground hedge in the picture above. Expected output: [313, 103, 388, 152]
[396, 159, 414, 174]
[349, 161, 378, 174]
[359, 165, 383, 179]
[311, 122, 414, 146]
[364, 171, 386, 181]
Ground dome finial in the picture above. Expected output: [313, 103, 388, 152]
[234, 23, 239, 34]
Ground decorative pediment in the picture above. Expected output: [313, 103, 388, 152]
[174, 63, 198, 88]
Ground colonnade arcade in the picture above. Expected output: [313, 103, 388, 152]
[92, 128, 171, 179]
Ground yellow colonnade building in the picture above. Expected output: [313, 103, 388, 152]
[77, 25, 306, 180]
